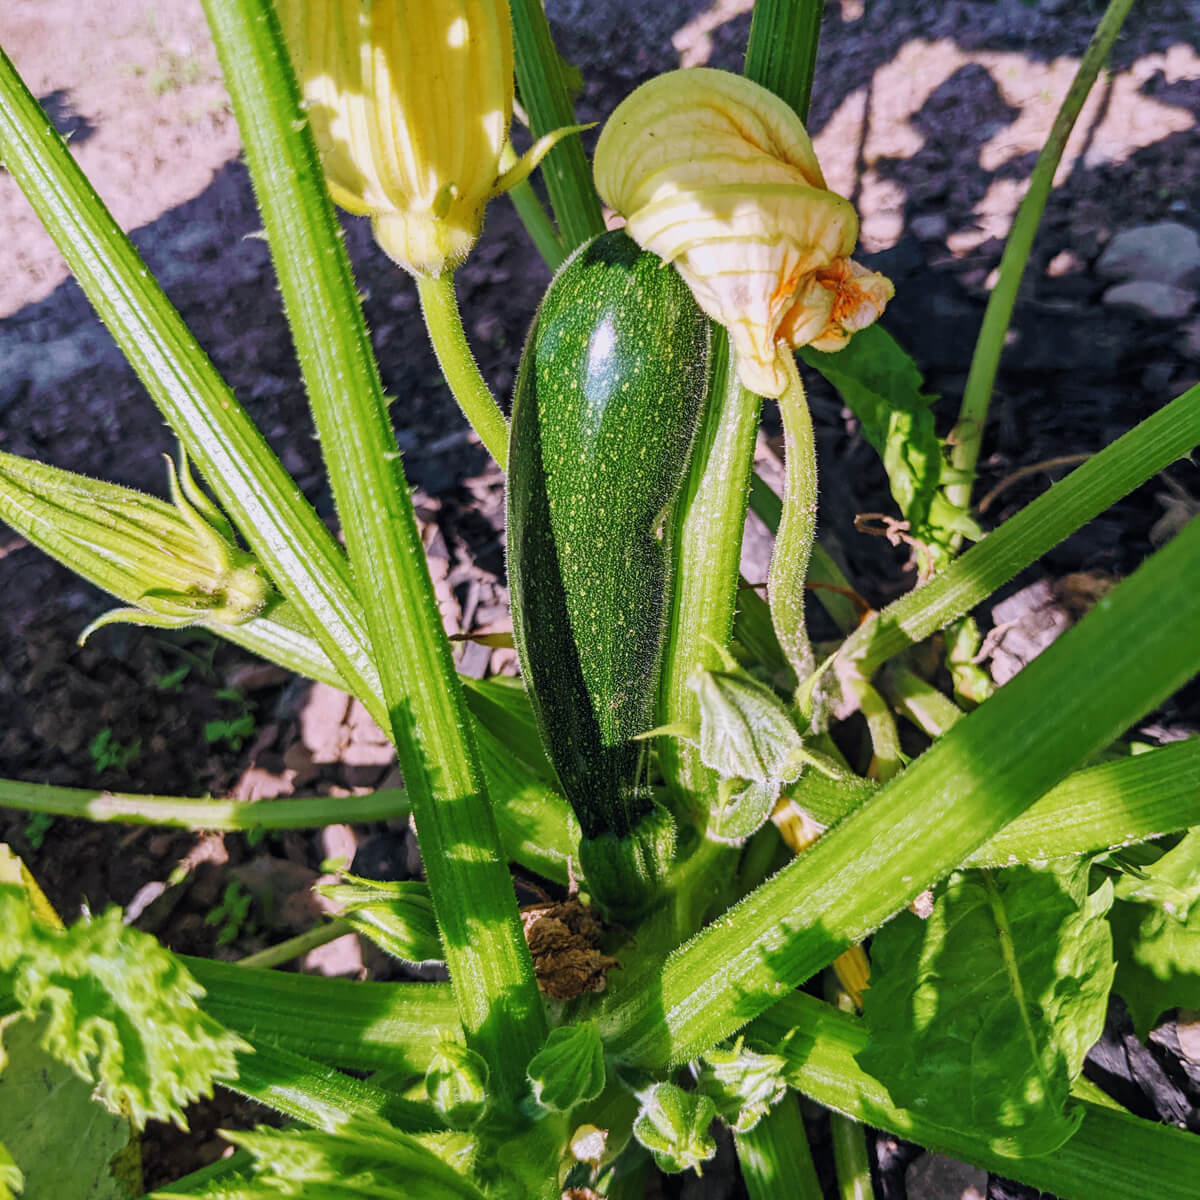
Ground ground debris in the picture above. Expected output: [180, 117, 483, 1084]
[520, 898, 618, 1000]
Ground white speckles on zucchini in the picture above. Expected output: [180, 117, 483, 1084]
[507, 231, 711, 891]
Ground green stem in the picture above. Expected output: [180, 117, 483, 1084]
[769, 355, 820, 692]
[735, 1089, 824, 1200]
[744, 0, 825, 121]
[826, 979, 875, 1200]
[203, 0, 545, 1100]
[757, 992, 1200, 1200]
[948, 0, 1136, 511]
[0, 47, 380, 717]
[187, 956, 457, 1076]
[508, 0, 605, 250]
[596, 518, 1200, 1068]
[965, 736, 1200, 868]
[237, 919, 354, 969]
[659, 333, 761, 821]
[749, 472, 862, 635]
[506, 178, 566, 271]
[0, 777, 408, 830]
[881, 665, 964, 739]
[416, 273, 511, 469]
[841, 672, 903, 782]
[841, 382, 1200, 677]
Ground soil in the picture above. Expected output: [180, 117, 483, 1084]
[1, 1, 1198, 1196]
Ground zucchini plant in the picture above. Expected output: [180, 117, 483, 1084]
[1, 0, 1198, 1197]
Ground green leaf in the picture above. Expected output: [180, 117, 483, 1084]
[0, 1014, 138, 1199]
[632, 1081, 717, 1175]
[0, 890, 247, 1129]
[0, 1141, 19, 1200]
[1111, 898, 1200, 1038]
[1114, 829, 1200, 921]
[159, 1120, 485, 1200]
[696, 1038, 788, 1134]
[801, 326, 979, 567]
[755, 990, 1200, 1200]
[859, 865, 1114, 1157]
[317, 877, 443, 966]
[526, 1022, 605, 1114]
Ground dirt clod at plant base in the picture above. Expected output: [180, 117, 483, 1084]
[520, 898, 619, 1000]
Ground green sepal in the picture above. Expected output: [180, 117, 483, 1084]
[425, 1039, 491, 1130]
[631, 1081, 717, 1175]
[525, 1021, 605, 1115]
[695, 1037, 788, 1133]
[579, 802, 676, 919]
[316, 876, 443, 966]
[946, 617, 996, 707]
[0, 449, 271, 639]
[672, 644, 808, 842]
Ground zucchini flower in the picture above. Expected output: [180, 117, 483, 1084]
[0, 449, 271, 641]
[277, 0, 571, 277]
[594, 68, 893, 397]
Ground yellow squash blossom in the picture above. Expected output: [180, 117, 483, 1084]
[276, 0, 566, 278]
[594, 68, 893, 397]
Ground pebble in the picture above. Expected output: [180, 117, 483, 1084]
[1096, 222, 1200, 288]
[910, 213, 949, 242]
[1102, 280, 1197, 321]
[1179, 317, 1200, 360]
[905, 1152, 988, 1200]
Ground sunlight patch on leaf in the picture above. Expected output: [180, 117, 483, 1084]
[858, 864, 1113, 1157]
[0, 888, 247, 1130]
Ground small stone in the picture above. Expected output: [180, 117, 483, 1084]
[1046, 249, 1083, 277]
[910, 213, 948, 242]
[1179, 317, 1200, 360]
[1096, 222, 1200, 287]
[1102, 281, 1196, 321]
[302, 931, 364, 978]
[298, 682, 352, 763]
[319, 824, 357, 871]
[989, 579, 1072, 686]
[905, 1152, 987, 1200]
[1177, 1012, 1200, 1064]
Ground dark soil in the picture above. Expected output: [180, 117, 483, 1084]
[1, 0, 1198, 1194]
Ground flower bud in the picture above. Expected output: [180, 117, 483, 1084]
[0, 449, 270, 641]
[277, 0, 570, 277]
[594, 68, 893, 397]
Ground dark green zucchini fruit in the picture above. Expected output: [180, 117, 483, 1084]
[507, 230, 711, 910]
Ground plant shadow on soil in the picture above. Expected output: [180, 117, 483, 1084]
[1, 0, 1199, 1192]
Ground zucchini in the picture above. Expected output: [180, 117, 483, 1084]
[507, 231, 711, 911]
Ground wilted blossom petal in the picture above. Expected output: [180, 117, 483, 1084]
[594, 68, 893, 396]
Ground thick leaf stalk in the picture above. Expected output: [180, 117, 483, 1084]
[200, 0, 545, 1098]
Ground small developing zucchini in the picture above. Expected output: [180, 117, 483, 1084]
[507, 230, 711, 915]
